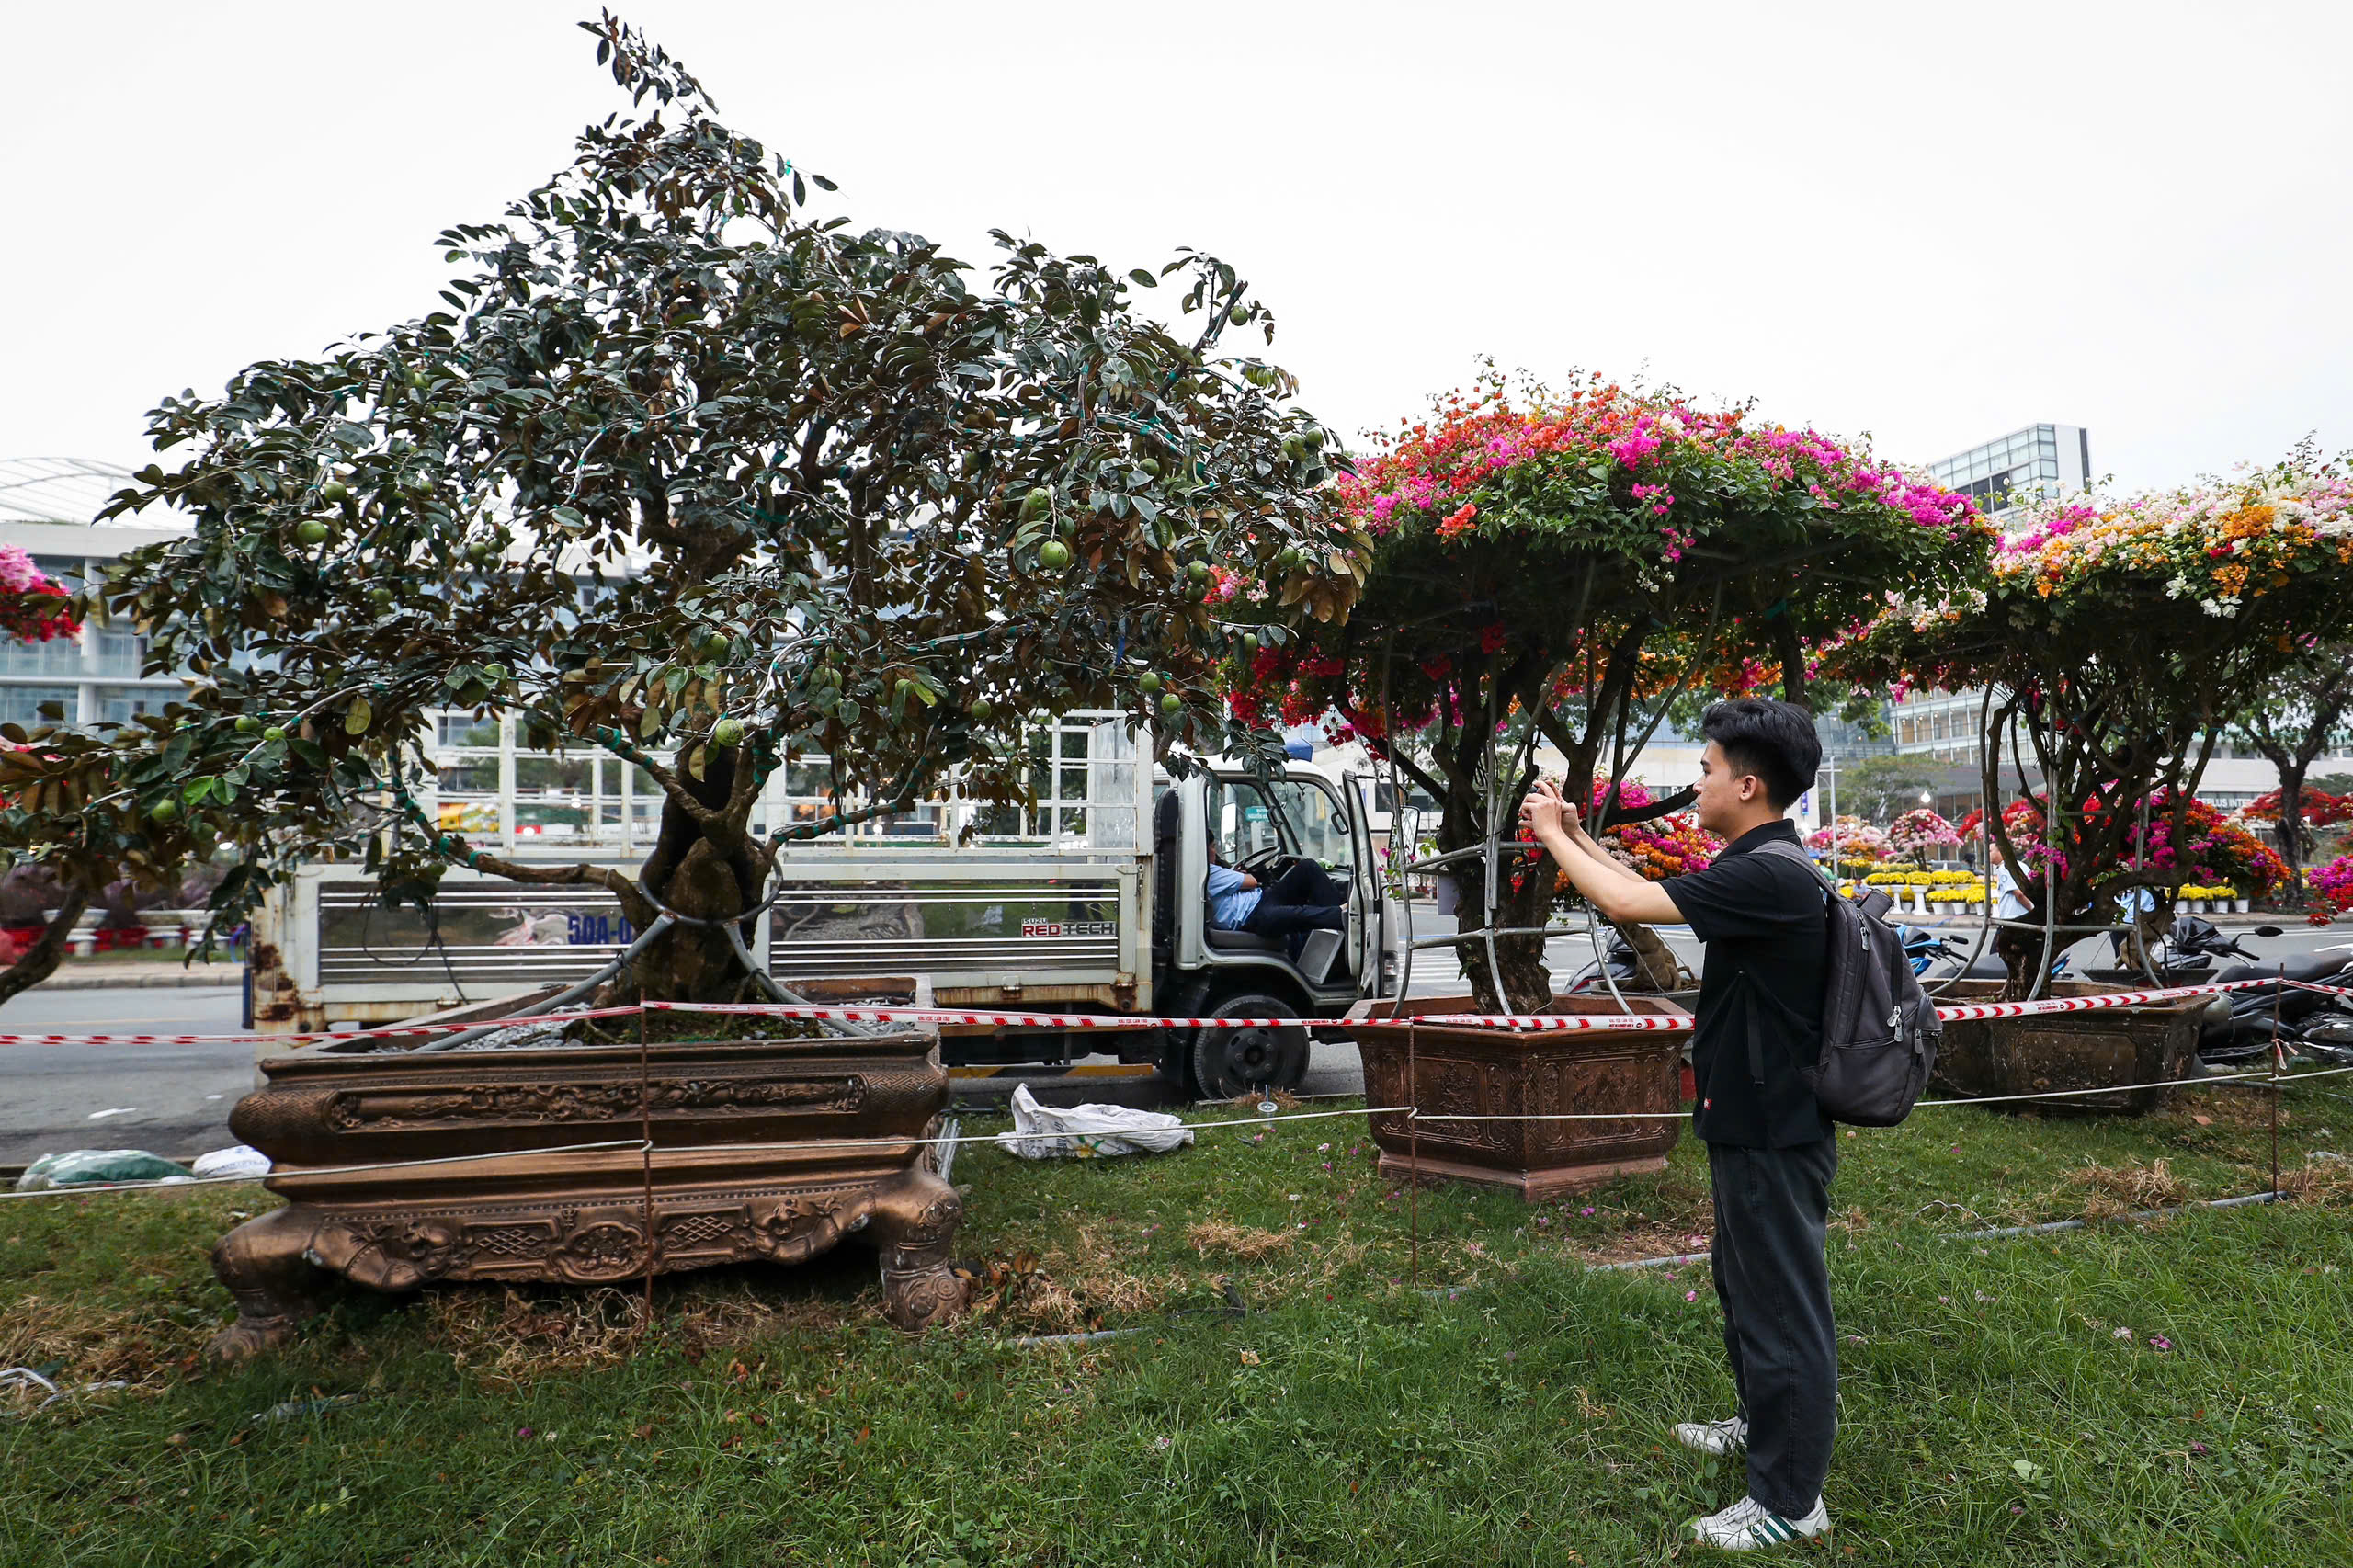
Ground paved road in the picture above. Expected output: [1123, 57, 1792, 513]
[0, 987, 250, 1166]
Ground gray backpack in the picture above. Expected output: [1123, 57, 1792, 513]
[1751, 838, 1940, 1127]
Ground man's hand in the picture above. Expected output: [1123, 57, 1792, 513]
[1518, 778, 1579, 840]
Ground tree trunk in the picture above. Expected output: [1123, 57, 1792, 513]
[602, 744, 765, 1004]
[0, 891, 91, 1010]
[2279, 762, 2309, 892]
[1446, 847, 1554, 1015]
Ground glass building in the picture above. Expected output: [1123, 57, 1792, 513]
[1927, 423, 2091, 518]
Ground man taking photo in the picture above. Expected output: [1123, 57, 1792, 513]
[1520, 698, 1835, 1552]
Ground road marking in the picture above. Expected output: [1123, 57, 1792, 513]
[86, 1107, 140, 1120]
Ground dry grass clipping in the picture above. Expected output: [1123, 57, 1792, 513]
[1185, 1221, 1294, 1261]
[2280, 1153, 2353, 1204]
[2065, 1158, 2192, 1219]
[1574, 1223, 1710, 1267]
[422, 1276, 865, 1384]
[0, 1294, 213, 1392]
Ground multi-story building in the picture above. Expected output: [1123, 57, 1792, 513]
[0, 457, 190, 731]
[1927, 422, 2093, 518]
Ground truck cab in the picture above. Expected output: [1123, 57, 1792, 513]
[1148, 758, 1392, 1096]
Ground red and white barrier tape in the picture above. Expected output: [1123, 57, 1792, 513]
[0, 975, 2343, 1048]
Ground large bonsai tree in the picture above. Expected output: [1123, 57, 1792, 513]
[1230, 372, 1986, 1010]
[7, 15, 1359, 1006]
[1839, 450, 2353, 995]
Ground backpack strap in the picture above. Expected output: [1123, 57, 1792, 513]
[1732, 837, 1833, 1085]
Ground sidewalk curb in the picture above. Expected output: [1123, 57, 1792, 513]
[33, 970, 246, 991]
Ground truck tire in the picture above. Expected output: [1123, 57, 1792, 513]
[1188, 992, 1309, 1100]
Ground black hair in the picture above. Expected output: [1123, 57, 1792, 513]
[1699, 698, 1821, 810]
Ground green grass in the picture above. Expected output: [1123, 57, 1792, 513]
[4, 1080, 2352, 1565]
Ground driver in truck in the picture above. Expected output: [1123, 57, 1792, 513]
[1205, 842, 1349, 941]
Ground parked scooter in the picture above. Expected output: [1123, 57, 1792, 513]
[2190, 937, 2353, 1066]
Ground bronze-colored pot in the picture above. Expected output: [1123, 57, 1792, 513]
[207, 1004, 965, 1359]
[1933, 979, 2206, 1115]
[1344, 994, 1689, 1201]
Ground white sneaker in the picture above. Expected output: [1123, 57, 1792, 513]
[1673, 1415, 1749, 1455]
[1690, 1494, 1829, 1551]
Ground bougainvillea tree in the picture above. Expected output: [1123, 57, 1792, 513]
[0, 17, 1358, 1006]
[1842, 451, 2353, 994]
[1229, 371, 1985, 1009]
[2309, 855, 2353, 924]
[1887, 806, 1960, 864]
[2241, 787, 2353, 829]
[1957, 790, 2290, 901]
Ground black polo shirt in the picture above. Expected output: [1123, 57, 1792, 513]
[1663, 820, 1831, 1149]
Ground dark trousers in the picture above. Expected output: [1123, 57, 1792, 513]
[1707, 1137, 1837, 1517]
[1242, 860, 1347, 938]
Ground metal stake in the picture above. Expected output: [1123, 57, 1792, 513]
[2271, 960, 2285, 1199]
[639, 1002, 657, 1329]
[1406, 1020, 1420, 1286]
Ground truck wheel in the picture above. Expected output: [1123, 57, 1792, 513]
[1189, 992, 1309, 1100]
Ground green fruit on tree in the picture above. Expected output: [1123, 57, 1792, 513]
[1277, 546, 1304, 573]
[318, 479, 348, 504]
[1302, 425, 1325, 450]
[466, 540, 492, 564]
[1138, 458, 1161, 478]
[1228, 304, 1249, 326]
[1187, 560, 1211, 585]
[1281, 436, 1307, 462]
[1241, 632, 1260, 656]
[235, 715, 262, 734]
[1159, 692, 1183, 717]
[1039, 540, 1073, 572]
[699, 631, 730, 661]
[711, 718, 745, 747]
[263, 726, 287, 742]
[1136, 672, 1163, 695]
[368, 586, 393, 608]
[1021, 486, 1053, 522]
[147, 798, 180, 825]
[965, 697, 994, 722]
[296, 520, 331, 547]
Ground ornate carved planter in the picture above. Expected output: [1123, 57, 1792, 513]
[208, 1006, 964, 1359]
[1933, 980, 2205, 1115]
[1344, 994, 1690, 1201]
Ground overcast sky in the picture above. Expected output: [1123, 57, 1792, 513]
[6, 1, 2347, 497]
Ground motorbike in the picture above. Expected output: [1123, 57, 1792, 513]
[1896, 924, 2073, 984]
[2186, 933, 2353, 1066]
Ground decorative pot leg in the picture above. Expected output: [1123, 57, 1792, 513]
[867, 1168, 967, 1330]
[208, 1206, 333, 1361]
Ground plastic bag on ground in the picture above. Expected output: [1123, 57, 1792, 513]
[191, 1144, 272, 1179]
[993, 1083, 1196, 1160]
[15, 1150, 194, 1191]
